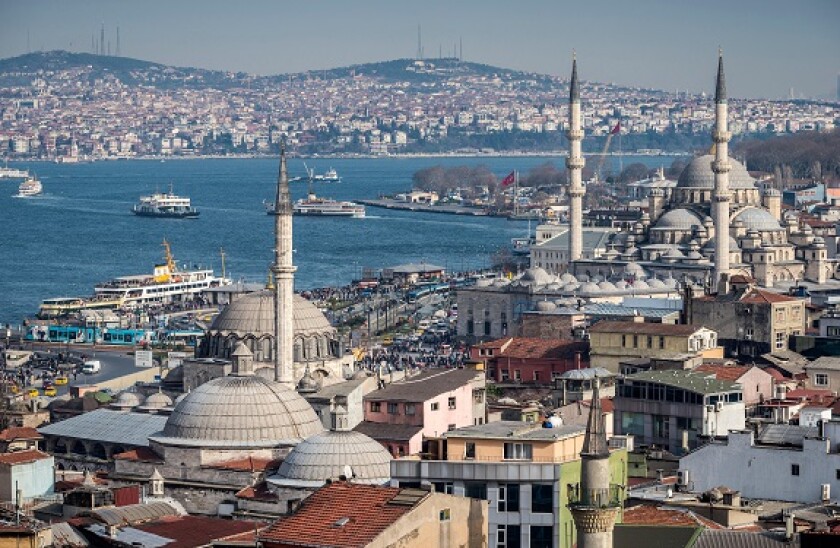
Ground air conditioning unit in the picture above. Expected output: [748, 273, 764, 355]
[677, 469, 690, 487]
[706, 404, 715, 413]
[822, 483, 831, 503]
[715, 401, 724, 412]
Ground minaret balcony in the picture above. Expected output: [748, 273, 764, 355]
[567, 484, 624, 509]
[713, 130, 731, 143]
[566, 157, 586, 170]
[567, 129, 584, 141]
[712, 159, 731, 173]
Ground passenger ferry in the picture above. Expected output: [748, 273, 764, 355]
[132, 185, 199, 218]
[265, 192, 365, 218]
[15, 176, 42, 197]
[0, 165, 29, 179]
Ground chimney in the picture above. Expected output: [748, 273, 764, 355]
[785, 513, 795, 541]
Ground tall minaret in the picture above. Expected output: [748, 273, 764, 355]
[712, 51, 732, 292]
[272, 142, 296, 386]
[566, 53, 585, 263]
[569, 379, 620, 548]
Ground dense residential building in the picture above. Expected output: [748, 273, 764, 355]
[693, 363, 774, 407]
[471, 337, 589, 385]
[688, 281, 807, 357]
[803, 356, 840, 392]
[355, 368, 486, 457]
[588, 321, 721, 373]
[613, 370, 745, 453]
[680, 421, 840, 504]
[391, 419, 627, 548]
[0, 449, 54, 501]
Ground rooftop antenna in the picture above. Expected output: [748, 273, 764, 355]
[116, 26, 120, 56]
[417, 24, 422, 60]
[460, 36, 463, 62]
[100, 22, 105, 56]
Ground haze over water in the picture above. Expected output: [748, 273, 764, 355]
[0, 155, 672, 324]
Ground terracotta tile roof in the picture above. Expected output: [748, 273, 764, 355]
[496, 338, 588, 359]
[259, 482, 424, 547]
[765, 368, 787, 381]
[236, 482, 277, 502]
[475, 338, 510, 350]
[694, 364, 752, 382]
[786, 388, 834, 401]
[55, 476, 108, 492]
[0, 449, 51, 465]
[113, 447, 163, 463]
[132, 515, 259, 548]
[0, 427, 42, 441]
[205, 457, 281, 472]
[739, 288, 801, 304]
[623, 504, 724, 530]
[729, 275, 755, 284]
[580, 397, 615, 414]
[589, 321, 703, 336]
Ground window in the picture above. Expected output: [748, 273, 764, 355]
[388, 403, 399, 415]
[653, 415, 670, 440]
[433, 482, 454, 494]
[448, 396, 457, 410]
[745, 328, 754, 340]
[529, 525, 552, 548]
[498, 483, 520, 512]
[465, 482, 487, 499]
[775, 331, 785, 350]
[370, 402, 381, 412]
[448, 423, 456, 431]
[468, 322, 474, 335]
[622, 334, 628, 347]
[531, 484, 553, 513]
[503, 442, 533, 461]
[815, 373, 829, 387]
[465, 442, 476, 459]
[439, 508, 450, 521]
[647, 335, 653, 348]
[405, 403, 416, 415]
[659, 336, 665, 349]
[533, 371, 540, 381]
[633, 335, 638, 348]
[791, 464, 800, 476]
[514, 370, 521, 381]
[431, 402, 439, 411]
[836, 469, 840, 481]
[484, 321, 491, 336]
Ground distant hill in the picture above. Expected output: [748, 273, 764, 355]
[0, 50, 557, 90]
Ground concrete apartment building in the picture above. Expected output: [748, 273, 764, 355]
[588, 321, 722, 373]
[680, 421, 840, 504]
[355, 368, 486, 457]
[689, 283, 806, 358]
[471, 337, 589, 386]
[613, 370, 745, 453]
[391, 421, 628, 548]
[803, 357, 840, 392]
[693, 364, 775, 408]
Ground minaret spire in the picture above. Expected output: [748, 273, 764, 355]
[712, 50, 732, 292]
[581, 378, 609, 457]
[567, 51, 585, 263]
[272, 141, 296, 385]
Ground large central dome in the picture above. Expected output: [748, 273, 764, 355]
[676, 154, 756, 190]
[150, 375, 324, 448]
[210, 290, 333, 337]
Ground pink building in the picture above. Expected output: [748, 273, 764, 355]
[694, 364, 774, 407]
[355, 368, 486, 457]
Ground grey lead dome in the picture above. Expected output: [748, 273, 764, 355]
[152, 375, 323, 448]
[209, 290, 333, 337]
[676, 155, 756, 190]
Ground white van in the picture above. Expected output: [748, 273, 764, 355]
[82, 360, 101, 374]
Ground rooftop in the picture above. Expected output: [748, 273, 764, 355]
[477, 337, 588, 360]
[0, 449, 51, 466]
[258, 482, 426, 547]
[694, 364, 754, 382]
[590, 321, 707, 336]
[444, 421, 585, 442]
[353, 421, 423, 442]
[364, 368, 482, 403]
[0, 426, 43, 441]
[622, 370, 742, 395]
[38, 409, 167, 446]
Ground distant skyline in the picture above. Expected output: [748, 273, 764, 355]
[1, 0, 838, 100]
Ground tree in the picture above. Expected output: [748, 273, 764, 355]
[618, 162, 649, 183]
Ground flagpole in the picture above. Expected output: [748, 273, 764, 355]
[514, 170, 519, 218]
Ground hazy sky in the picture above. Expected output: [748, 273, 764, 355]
[1, 0, 838, 99]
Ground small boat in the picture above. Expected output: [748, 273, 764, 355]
[16, 176, 42, 197]
[132, 184, 199, 218]
[314, 167, 340, 182]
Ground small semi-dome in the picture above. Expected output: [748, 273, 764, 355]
[632, 279, 650, 290]
[661, 248, 686, 260]
[648, 278, 667, 289]
[111, 391, 144, 409]
[580, 282, 601, 293]
[535, 301, 557, 312]
[651, 208, 703, 231]
[663, 275, 679, 288]
[297, 367, 320, 393]
[624, 262, 647, 278]
[733, 208, 783, 232]
[598, 281, 616, 291]
[615, 280, 629, 290]
[703, 236, 740, 252]
[676, 155, 757, 190]
[492, 278, 510, 287]
[559, 273, 577, 284]
[141, 391, 173, 410]
[563, 283, 581, 292]
[520, 267, 553, 286]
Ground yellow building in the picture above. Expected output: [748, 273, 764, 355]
[588, 321, 722, 373]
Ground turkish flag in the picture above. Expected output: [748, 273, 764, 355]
[501, 171, 515, 187]
[610, 121, 621, 135]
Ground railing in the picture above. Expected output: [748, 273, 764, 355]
[567, 485, 624, 508]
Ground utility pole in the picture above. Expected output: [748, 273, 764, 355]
[116, 26, 121, 56]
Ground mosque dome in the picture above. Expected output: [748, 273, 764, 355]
[111, 391, 144, 410]
[559, 273, 577, 284]
[615, 280, 629, 290]
[651, 209, 703, 230]
[535, 301, 557, 312]
[663, 275, 679, 288]
[648, 278, 667, 289]
[703, 236, 740, 252]
[270, 430, 392, 488]
[624, 262, 648, 278]
[580, 282, 601, 293]
[152, 350, 323, 448]
[209, 290, 333, 338]
[661, 248, 686, 261]
[676, 155, 757, 190]
[733, 208, 783, 232]
[563, 283, 581, 292]
[520, 267, 553, 285]
[140, 392, 173, 411]
[598, 281, 616, 291]
[632, 279, 650, 290]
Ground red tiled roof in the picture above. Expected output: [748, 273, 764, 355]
[786, 388, 834, 401]
[740, 288, 800, 304]
[133, 515, 259, 548]
[113, 447, 163, 463]
[497, 338, 588, 359]
[580, 397, 615, 414]
[623, 504, 724, 529]
[589, 321, 702, 336]
[259, 482, 422, 547]
[765, 367, 787, 381]
[0, 427, 42, 441]
[54, 476, 108, 492]
[694, 364, 752, 382]
[236, 482, 277, 502]
[0, 449, 51, 465]
[729, 275, 755, 284]
[475, 338, 510, 350]
[204, 457, 281, 472]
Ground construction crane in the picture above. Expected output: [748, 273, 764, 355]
[595, 121, 621, 182]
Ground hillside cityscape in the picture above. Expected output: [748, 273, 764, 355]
[1, 50, 838, 160]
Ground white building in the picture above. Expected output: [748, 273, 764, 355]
[679, 422, 840, 503]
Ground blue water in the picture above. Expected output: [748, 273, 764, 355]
[0, 155, 676, 324]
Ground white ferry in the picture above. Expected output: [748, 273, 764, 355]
[266, 192, 365, 218]
[313, 167, 340, 182]
[0, 165, 29, 179]
[132, 185, 199, 218]
[15, 176, 42, 197]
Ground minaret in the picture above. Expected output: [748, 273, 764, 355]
[566, 53, 585, 262]
[712, 50, 732, 292]
[569, 378, 620, 548]
[272, 142, 296, 386]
